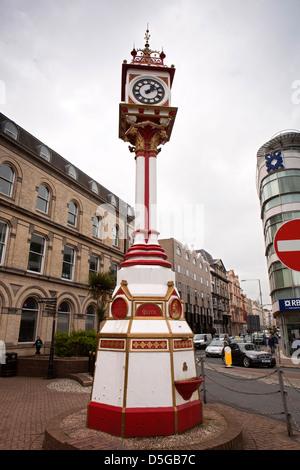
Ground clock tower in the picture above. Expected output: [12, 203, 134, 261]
[88, 28, 203, 438]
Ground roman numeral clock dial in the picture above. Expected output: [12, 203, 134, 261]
[132, 78, 165, 104]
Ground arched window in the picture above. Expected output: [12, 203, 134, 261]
[67, 201, 78, 227]
[57, 301, 71, 333]
[61, 245, 75, 280]
[112, 224, 119, 247]
[27, 233, 46, 273]
[109, 194, 117, 206]
[89, 254, 99, 273]
[89, 180, 98, 194]
[92, 215, 100, 238]
[38, 145, 51, 162]
[176, 246, 182, 256]
[3, 121, 18, 140]
[0, 163, 15, 197]
[36, 184, 50, 213]
[18, 297, 39, 342]
[66, 164, 77, 180]
[85, 304, 96, 331]
[0, 221, 8, 265]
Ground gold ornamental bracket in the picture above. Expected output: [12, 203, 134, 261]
[119, 103, 177, 144]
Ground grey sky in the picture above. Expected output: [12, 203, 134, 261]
[1, 0, 300, 305]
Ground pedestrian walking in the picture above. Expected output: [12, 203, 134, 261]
[33, 336, 43, 355]
[268, 334, 276, 354]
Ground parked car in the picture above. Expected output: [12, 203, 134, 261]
[252, 333, 265, 345]
[222, 342, 276, 368]
[205, 339, 228, 357]
[230, 336, 244, 344]
[193, 333, 212, 350]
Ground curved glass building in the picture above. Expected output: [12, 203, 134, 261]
[257, 130, 300, 357]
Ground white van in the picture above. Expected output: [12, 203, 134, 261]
[193, 333, 212, 350]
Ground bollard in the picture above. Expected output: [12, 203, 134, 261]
[224, 346, 232, 367]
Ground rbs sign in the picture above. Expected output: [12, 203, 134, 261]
[279, 298, 300, 311]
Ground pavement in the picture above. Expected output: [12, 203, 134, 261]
[1, 366, 300, 452]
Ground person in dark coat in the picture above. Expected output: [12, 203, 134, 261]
[33, 337, 43, 355]
[268, 335, 276, 354]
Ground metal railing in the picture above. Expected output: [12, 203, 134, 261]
[196, 357, 300, 436]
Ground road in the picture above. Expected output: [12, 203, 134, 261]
[195, 350, 300, 431]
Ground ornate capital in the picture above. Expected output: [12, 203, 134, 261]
[150, 130, 168, 151]
[125, 126, 145, 151]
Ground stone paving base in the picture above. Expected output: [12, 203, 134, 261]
[43, 404, 243, 450]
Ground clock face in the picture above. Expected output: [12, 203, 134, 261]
[132, 77, 166, 104]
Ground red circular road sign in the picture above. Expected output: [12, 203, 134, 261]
[274, 219, 300, 271]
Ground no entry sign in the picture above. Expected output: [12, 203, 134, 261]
[274, 219, 300, 271]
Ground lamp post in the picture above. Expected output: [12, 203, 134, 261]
[241, 279, 265, 332]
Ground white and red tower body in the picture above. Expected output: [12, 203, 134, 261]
[88, 30, 203, 438]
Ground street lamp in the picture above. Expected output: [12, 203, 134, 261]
[241, 279, 265, 332]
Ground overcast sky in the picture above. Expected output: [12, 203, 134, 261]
[1, 0, 300, 306]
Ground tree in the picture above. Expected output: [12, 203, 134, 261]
[88, 271, 116, 329]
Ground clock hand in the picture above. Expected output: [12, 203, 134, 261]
[145, 84, 156, 94]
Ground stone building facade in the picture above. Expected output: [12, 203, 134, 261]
[0, 113, 134, 355]
[159, 238, 212, 333]
[227, 269, 247, 335]
[198, 250, 230, 335]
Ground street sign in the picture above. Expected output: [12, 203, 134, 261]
[279, 298, 300, 310]
[274, 219, 300, 271]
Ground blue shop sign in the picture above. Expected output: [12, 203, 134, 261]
[279, 298, 300, 311]
[265, 151, 284, 172]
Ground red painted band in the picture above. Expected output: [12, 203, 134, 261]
[124, 250, 168, 260]
[120, 259, 172, 268]
[88, 400, 202, 437]
[127, 243, 165, 252]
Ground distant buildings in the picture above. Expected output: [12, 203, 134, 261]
[159, 239, 212, 333]
[160, 239, 252, 336]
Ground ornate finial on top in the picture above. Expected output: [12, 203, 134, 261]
[144, 24, 150, 47]
[130, 25, 167, 67]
